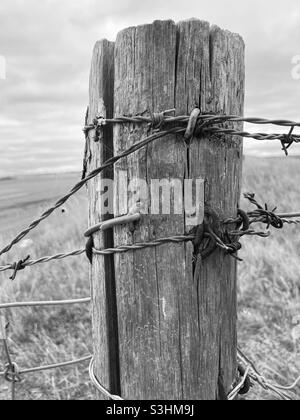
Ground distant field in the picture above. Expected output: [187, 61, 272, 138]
[0, 158, 299, 400]
[0, 173, 84, 235]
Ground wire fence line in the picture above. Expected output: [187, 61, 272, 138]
[1, 110, 300, 258]
[0, 108, 300, 400]
[84, 113, 300, 129]
[0, 350, 92, 401]
[0, 204, 299, 277]
[0, 126, 183, 257]
[0, 297, 91, 310]
[0, 355, 92, 379]
[0, 249, 86, 274]
[88, 349, 300, 401]
[237, 349, 300, 401]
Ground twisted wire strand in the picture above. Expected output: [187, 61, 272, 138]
[2, 108, 300, 257]
[202, 127, 300, 142]
[0, 127, 184, 258]
[93, 235, 195, 256]
[1, 210, 299, 275]
[0, 297, 91, 310]
[0, 249, 86, 273]
[84, 114, 300, 128]
[276, 218, 300, 225]
[0, 355, 92, 378]
[85, 114, 300, 143]
[224, 212, 300, 226]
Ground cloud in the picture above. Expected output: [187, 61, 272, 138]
[0, 0, 299, 176]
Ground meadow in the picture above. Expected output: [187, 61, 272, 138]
[0, 157, 299, 400]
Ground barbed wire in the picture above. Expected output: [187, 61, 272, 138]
[0, 127, 183, 258]
[1, 108, 299, 400]
[84, 112, 300, 148]
[93, 235, 195, 255]
[84, 113, 300, 130]
[201, 127, 300, 142]
[2, 109, 300, 258]
[0, 203, 299, 278]
[0, 249, 85, 274]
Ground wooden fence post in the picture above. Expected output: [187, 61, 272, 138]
[87, 19, 245, 400]
[85, 39, 120, 398]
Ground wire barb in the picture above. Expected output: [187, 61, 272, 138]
[0, 249, 85, 276]
[9, 256, 30, 281]
[1, 109, 300, 257]
[0, 108, 299, 401]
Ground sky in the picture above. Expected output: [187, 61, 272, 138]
[0, 0, 299, 177]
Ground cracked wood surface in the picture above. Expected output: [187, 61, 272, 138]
[88, 18, 244, 400]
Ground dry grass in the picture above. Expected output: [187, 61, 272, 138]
[0, 156, 299, 400]
[0, 193, 95, 400]
[238, 157, 300, 400]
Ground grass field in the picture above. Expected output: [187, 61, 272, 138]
[0, 157, 299, 400]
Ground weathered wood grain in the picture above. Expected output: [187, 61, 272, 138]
[114, 21, 185, 400]
[86, 39, 120, 398]
[112, 19, 244, 400]
[88, 19, 244, 400]
[176, 20, 245, 399]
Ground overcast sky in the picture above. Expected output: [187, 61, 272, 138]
[0, 0, 299, 176]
